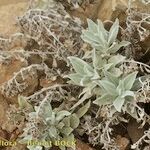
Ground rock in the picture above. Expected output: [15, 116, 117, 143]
[97, 0, 128, 22]
[70, 0, 128, 24]
[40, 77, 64, 88]
[76, 139, 94, 150]
[70, 2, 100, 23]
[69, 139, 95, 150]
[0, 94, 9, 125]
[0, 0, 28, 36]
[131, 0, 150, 13]
[115, 135, 130, 150]
[0, 129, 8, 140]
[6, 143, 26, 150]
[19, 74, 39, 97]
[70, 0, 150, 26]
[0, 58, 27, 84]
[0, 67, 39, 102]
[127, 119, 145, 143]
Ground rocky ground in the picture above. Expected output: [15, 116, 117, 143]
[0, 0, 149, 150]
[0, 0, 28, 36]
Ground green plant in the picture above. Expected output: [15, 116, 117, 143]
[81, 19, 130, 54]
[93, 71, 137, 112]
[68, 18, 136, 112]
[18, 96, 90, 150]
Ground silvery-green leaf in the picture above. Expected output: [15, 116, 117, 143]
[93, 94, 115, 106]
[71, 92, 91, 110]
[93, 43, 105, 51]
[79, 82, 96, 97]
[62, 134, 75, 149]
[61, 127, 73, 136]
[47, 112, 55, 125]
[59, 145, 66, 150]
[92, 49, 103, 69]
[34, 106, 39, 112]
[82, 31, 100, 43]
[104, 63, 113, 71]
[76, 101, 91, 118]
[27, 145, 43, 150]
[110, 67, 122, 77]
[87, 19, 97, 32]
[68, 56, 93, 75]
[124, 104, 138, 119]
[113, 96, 125, 112]
[19, 135, 32, 144]
[84, 65, 94, 76]
[48, 126, 58, 138]
[83, 50, 92, 59]
[104, 71, 119, 85]
[68, 73, 83, 85]
[18, 96, 34, 111]
[63, 117, 70, 127]
[82, 31, 107, 50]
[70, 114, 80, 129]
[116, 80, 124, 95]
[108, 18, 119, 45]
[80, 76, 91, 86]
[56, 111, 71, 122]
[108, 55, 125, 66]
[91, 70, 100, 80]
[132, 75, 150, 90]
[97, 80, 117, 95]
[57, 122, 65, 129]
[97, 27, 107, 47]
[121, 91, 135, 98]
[82, 32, 106, 51]
[107, 41, 130, 54]
[123, 72, 138, 90]
[97, 19, 108, 40]
[38, 100, 52, 119]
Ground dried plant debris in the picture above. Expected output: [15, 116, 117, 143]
[18, 2, 83, 59]
[123, 0, 150, 61]
[0, 33, 27, 51]
[55, 0, 96, 9]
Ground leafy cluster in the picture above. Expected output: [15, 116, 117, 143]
[68, 19, 137, 113]
[17, 94, 90, 150]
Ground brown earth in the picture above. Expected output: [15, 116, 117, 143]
[0, 0, 28, 36]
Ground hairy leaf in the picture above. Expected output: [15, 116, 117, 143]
[108, 19, 119, 45]
[93, 94, 115, 106]
[123, 72, 138, 90]
[97, 80, 117, 95]
[76, 101, 91, 118]
[108, 55, 126, 66]
[56, 111, 71, 122]
[18, 96, 33, 111]
[70, 114, 80, 129]
[113, 96, 125, 112]
[68, 56, 93, 75]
